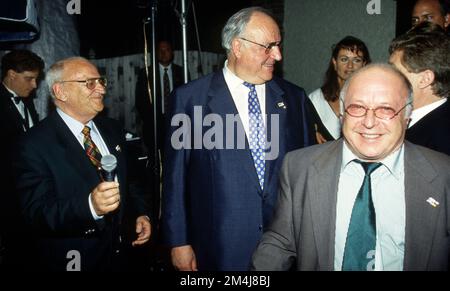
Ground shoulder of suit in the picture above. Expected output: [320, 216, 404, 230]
[285, 140, 340, 164]
[174, 71, 215, 92]
[405, 141, 450, 171]
[270, 76, 307, 96]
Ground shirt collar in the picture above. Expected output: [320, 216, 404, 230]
[409, 98, 447, 128]
[223, 60, 246, 91]
[159, 63, 172, 71]
[56, 108, 96, 137]
[341, 140, 404, 180]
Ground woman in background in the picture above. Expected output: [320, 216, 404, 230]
[309, 36, 371, 143]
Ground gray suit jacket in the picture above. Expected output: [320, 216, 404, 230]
[251, 140, 450, 271]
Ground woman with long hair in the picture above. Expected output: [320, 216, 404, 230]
[309, 36, 371, 143]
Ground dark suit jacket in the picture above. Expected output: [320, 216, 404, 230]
[0, 83, 39, 267]
[135, 63, 184, 152]
[251, 140, 450, 271]
[406, 100, 450, 155]
[13, 112, 149, 271]
[161, 71, 316, 270]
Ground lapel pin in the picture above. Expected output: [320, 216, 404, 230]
[277, 102, 287, 109]
[115, 145, 121, 152]
[426, 197, 439, 208]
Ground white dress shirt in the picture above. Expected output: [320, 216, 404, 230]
[57, 108, 111, 220]
[222, 60, 266, 139]
[334, 142, 406, 271]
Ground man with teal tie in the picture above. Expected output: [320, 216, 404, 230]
[252, 64, 450, 271]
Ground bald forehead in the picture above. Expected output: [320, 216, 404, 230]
[349, 67, 409, 95]
[246, 11, 278, 29]
[63, 59, 96, 77]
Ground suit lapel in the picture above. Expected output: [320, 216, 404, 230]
[51, 112, 100, 185]
[93, 116, 126, 186]
[207, 72, 261, 190]
[403, 142, 442, 270]
[264, 79, 287, 189]
[310, 140, 343, 270]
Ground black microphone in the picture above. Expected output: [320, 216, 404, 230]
[101, 154, 117, 182]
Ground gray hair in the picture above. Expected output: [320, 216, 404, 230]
[339, 63, 414, 119]
[221, 7, 275, 54]
[46, 56, 91, 98]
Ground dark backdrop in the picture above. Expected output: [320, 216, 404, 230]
[77, 0, 252, 59]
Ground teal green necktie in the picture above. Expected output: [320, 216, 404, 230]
[342, 161, 381, 271]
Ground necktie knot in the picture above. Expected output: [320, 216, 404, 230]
[243, 81, 255, 90]
[355, 160, 382, 176]
[82, 125, 91, 136]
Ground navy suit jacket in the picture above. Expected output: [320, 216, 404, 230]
[406, 100, 450, 156]
[14, 112, 148, 271]
[161, 71, 315, 270]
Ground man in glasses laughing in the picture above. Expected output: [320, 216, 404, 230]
[13, 57, 152, 271]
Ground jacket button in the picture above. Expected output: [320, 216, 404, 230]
[259, 225, 263, 231]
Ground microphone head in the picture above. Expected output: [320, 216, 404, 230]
[101, 154, 117, 172]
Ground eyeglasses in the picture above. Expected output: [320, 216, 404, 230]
[59, 77, 107, 90]
[344, 102, 412, 120]
[239, 37, 282, 54]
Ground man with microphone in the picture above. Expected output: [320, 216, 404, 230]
[14, 57, 151, 271]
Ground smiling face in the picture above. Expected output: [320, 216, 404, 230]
[229, 12, 282, 84]
[332, 48, 366, 87]
[342, 67, 410, 162]
[55, 59, 106, 124]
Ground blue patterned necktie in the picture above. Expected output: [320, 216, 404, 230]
[243, 82, 265, 190]
[342, 161, 381, 271]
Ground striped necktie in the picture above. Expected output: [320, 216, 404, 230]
[82, 125, 102, 170]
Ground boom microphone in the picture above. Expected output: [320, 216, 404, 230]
[101, 154, 117, 182]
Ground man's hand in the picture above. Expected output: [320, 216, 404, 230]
[91, 182, 120, 216]
[132, 216, 151, 246]
[171, 245, 198, 271]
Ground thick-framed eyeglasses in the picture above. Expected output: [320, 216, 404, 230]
[344, 102, 412, 120]
[239, 37, 282, 54]
[59, 77, 107, 90]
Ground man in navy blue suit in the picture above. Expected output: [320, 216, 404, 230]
[161, 7, 315, 271]
[14, 57, 151, 271]
[389, 22, 450, 155]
